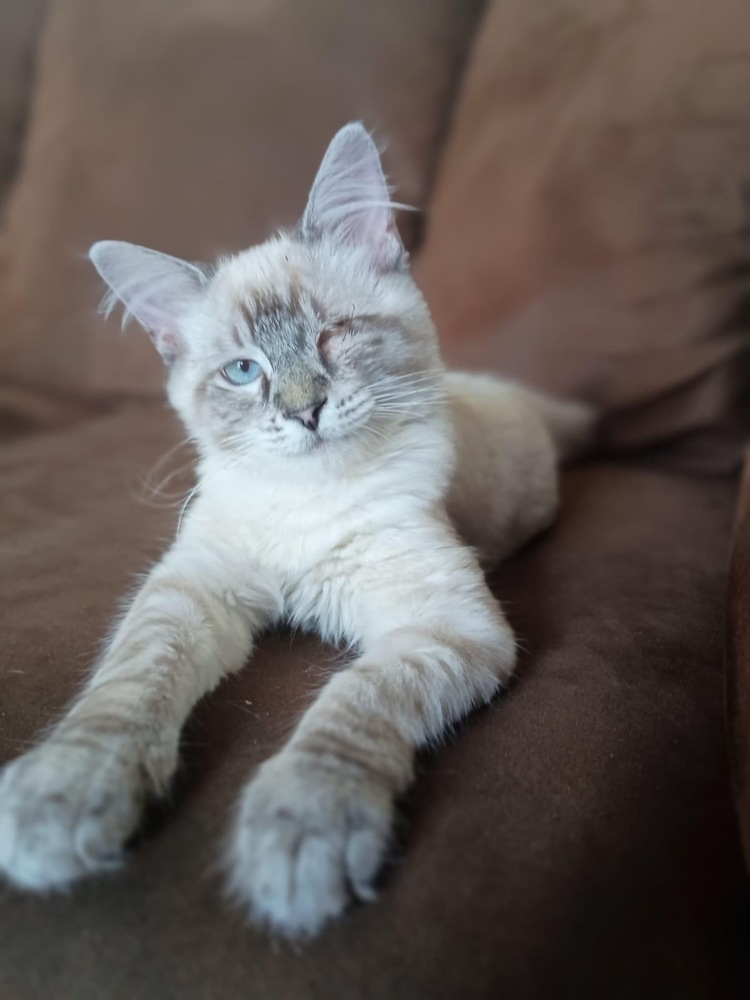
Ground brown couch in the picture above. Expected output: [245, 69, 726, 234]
[1, 2, 749, 997]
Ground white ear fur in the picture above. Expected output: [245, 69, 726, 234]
[88, 241, 206, 360]
[301, 122, 406, 269]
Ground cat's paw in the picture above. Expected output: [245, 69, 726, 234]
[0, 737, 152, 891]
[227, 751, 394, 938]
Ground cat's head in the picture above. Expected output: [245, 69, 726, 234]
[89, 123, 443, 466]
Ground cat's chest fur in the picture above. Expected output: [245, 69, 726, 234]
[184, 426, 456, 640]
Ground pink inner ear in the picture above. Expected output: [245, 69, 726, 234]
[374, 216, 404, 270]
[302, 123, 405, 269]
[155, 329, 181, 360]
[89, 240, 207, 361]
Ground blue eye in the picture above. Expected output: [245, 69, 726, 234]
[221, 359, 262, 385]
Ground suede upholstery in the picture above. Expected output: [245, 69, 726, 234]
[415, 0, 750, 470]
[727, 454, 750, 868]
[0, 405, 747, 999]
[0, 1, 749, 997]
[0, 0, 47, 208]
[0, 0, 483, 396]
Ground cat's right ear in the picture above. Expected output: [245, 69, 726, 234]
[300, 122, 406, 270]
[88, 241, 207, 362]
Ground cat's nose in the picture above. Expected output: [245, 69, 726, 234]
[287, 398, 327, 431]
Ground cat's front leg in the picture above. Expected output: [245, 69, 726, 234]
[0, 534, 281, 892]
[228, 541, 515, 937]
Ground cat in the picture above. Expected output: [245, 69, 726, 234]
[0, 123, 593, 938]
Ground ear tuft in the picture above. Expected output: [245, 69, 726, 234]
[88, 241, 206, 361]
[301, 123, 406, 270]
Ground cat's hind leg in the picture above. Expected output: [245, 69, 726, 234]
[446, 372, 596, 565]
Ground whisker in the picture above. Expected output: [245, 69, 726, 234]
[134, 439, 198, 509]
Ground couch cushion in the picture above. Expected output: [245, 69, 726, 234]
[0, 0, 48, 210]
[0, 0, 482, 397]
[415, 0, 750, 470]
[0, 407, 746, 998]
[726, 451, 750, 867]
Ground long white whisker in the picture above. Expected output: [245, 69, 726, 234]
[176, 483, 201, 534]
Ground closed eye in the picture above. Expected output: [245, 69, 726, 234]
[221, 358, 262, 385]
[318, 316, 353, 352]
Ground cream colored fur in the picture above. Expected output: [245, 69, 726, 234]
[0, 124, 593, 937]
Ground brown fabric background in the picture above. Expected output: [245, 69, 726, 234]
[0, 407, 746, 999]
[2, 0, 750, 467]
[727, 453, 750, 866]
[0, 0, 48, 211]
[0, 0, 482, 396]
[0, 2, 749, 995]
[415, 0, 750, 465]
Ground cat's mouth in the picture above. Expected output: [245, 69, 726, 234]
[298, 429, 326, 453]
[291, 413, 376, 455]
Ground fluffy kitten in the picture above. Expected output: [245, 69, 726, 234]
[0, 123, 592, 937]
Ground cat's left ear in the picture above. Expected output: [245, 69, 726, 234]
[88, 240, 207, 362]
[301, 122, 406, 271]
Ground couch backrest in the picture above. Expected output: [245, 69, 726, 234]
[3, 0, 750, 471]
[415, 0, 750, 470]
[0, 0, 48, 212]
[0, 0, 483, 395]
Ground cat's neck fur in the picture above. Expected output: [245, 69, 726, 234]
[193, 401, 455, 525]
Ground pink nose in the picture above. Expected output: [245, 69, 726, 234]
[288, 398, 327, 431]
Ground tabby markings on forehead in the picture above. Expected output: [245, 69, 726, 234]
[236, 289, 324, 360]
